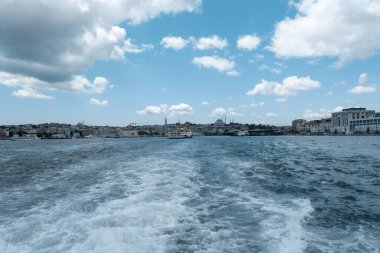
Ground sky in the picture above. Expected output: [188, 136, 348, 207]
[1, 0, 380, 126]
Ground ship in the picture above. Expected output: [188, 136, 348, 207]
[231, 130, 249, 136]
[167, 128, 193, 139]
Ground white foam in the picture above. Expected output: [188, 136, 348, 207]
[304, 224, 380, 253]
[220, 186, 314, 253]
[0, 238, 31, 253]
[260, 198, 314, 253]
[0, 151, 200, 253]
[0, 154, 16, 162]
[3, 139, 379, 252]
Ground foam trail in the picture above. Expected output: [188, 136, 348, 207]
[260, 199, 314, 253]
[0, 150, 200, 253]
[1, 137, 380, 252]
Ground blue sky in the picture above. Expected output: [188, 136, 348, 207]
[1, 0, 379, 126]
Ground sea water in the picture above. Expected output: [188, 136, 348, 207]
[0, 136, 379, 252]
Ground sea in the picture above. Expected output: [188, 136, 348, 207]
[0, 136, 379, 253]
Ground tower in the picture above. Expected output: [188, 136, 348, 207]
[164, 117, 168, 134]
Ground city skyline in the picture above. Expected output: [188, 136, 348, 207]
[1, 0, 380, 126]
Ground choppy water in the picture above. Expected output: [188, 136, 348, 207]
[0, 136, 379, 253]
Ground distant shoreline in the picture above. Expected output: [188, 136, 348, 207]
[2, 134, 380, 141]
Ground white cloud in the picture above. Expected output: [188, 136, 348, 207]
[81, 26, 153, 59]
[332, 106, 345, 112]
[161, 36, 189, 50]
[201, 101, 210, 106]
[266, 113, 278, 118]
[270, 0, 380, 67]
[83, 77, 110, 94]
[258, 64, 282, 74]
[229, 112, 243, 117]
[194, 35, 227, 50]
[136, 103, 193, 117]
[90, 98, 109, 106]
[226, 70, 240, 77]
[358, 73, 368, 85]
[12, 88, 54, 100]
[60, 25, 133, 62]
[210, 107, 243, 117]
[169, 103, 190, 111]
[210, 107, 226, 116]
[119, 0, 202, 25]
[348, 86, 376, 94]
[247, 76, 321, 96]
[237, 35, 261, 51]
[0, 72, 110, 94]
[348, 73, 376, 94]
[303, 106, 345, 119]
[0, 0, 201, 92]
[0, 72, 47, 89]
[303, 109, 330, 119]
[168, 103, 193, 117]
[136, 104, 168, 115]
[161, 35, 229, 51]
[124, 39, 153, 54]
[193, 56, 238, 76]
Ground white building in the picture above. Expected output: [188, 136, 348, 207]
[305, 119, 331, 134]
[331, 108, 375, 134]
[292, 119, 306, 134]
[350, 113, 380, 134]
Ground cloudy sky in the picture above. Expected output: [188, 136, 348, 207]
[1, 0, 380, 126]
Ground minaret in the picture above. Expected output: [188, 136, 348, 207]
[164, 117, 167, 133]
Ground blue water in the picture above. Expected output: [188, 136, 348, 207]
[0, 136, 379, 253]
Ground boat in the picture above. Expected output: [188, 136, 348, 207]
[10, 134, 40, 141]
[231, 130, 249, 136]
[167, 128, 193, 139]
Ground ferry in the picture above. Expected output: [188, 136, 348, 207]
[10, 134, 40, 141]
[167, 129, 193, 139]
[232, 130, 249, 136]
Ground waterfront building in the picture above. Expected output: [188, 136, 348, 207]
[47, 126, 58, 134]
[292, 119, 306, 134]
[350, 113, 380, 134]
[63, 128, 72, 139]
[99, 127, 108, 137]
[0, 129, 6, 139]
[304, 118, 331, 135]
[331, 108, 375, 134]
[80, 128, 94, 138]
[106, 129, 120, 138]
